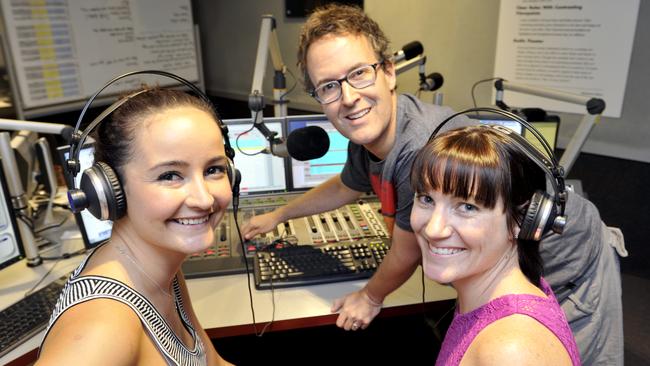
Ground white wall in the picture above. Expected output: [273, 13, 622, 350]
[195, 0, 649, 163]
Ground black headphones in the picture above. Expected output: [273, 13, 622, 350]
[66, 70, 240, 221]
[428, 107, 567, 241]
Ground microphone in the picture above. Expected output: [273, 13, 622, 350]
[392, 41, 423, 63]
[261, 125, 330, 161]
[419, 72, 444, 91]
[286, 126, 330, 160]
[494, 78, 510, 111]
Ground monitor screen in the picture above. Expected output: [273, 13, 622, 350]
[57, 143, 113, 249]
[468, 113, 524, 135]
[10, 130, 39, 199]
[468, 113, 559, 155]
[526, 121, 559, 153]
[287, 115, 349, 190]
[224, 118, 286, 195]
[0, 159, 24, 269]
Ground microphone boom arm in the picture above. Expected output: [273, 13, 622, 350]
[394, 54, 426, 76]
[0, 118, 73, 137]
[249, 15, 287, 122]
[495, 79, 606, 174]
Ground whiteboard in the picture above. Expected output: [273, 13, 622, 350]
[0, 0, 199, 115]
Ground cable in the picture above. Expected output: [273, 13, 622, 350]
[278, 68, 297, 104]
[258, 236, 298, 252]
[40, 247, 87, 261]
[421, 265, 426, 313]
[233, 200, 273, 336]
[471, 77, 501, 112]
[256, 275, 276, 337]
[420, 266, 455, 342]
[235, 110, 266, 157]
[33, 215, 70, 234]
[16, 213, 34, 230]
[23, 259, 61, 297]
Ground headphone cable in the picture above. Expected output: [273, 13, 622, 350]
[232, 202, 276, 336]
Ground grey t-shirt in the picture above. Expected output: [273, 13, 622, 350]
[341, 93, 460, 231]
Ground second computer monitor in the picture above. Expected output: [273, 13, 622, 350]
[468, 113, 558, 153]
[224, 118, 287, 195]
[286, 115, 349, 190]
[223, 114, 348, 194]
[468, 113, 524, 135]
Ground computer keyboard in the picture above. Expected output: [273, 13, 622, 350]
[0, 274, 67, 358]
[254, 238, 390, 290]
[182, 254, 252, 279]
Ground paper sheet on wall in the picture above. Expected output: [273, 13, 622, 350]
[493, 0, 639, 118]
[0, 0, 198, 111]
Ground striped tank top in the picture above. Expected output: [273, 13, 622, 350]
[41, 248, 207, 366]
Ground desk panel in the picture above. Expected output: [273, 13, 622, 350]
[189, 269, 456, 337]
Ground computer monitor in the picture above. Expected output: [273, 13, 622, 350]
[468, 113, 524, 135]
[0, 157, 25, 269]
[468, 113, 559, 154]
[286, 115, 349, 190]
[525, 121, 559, 153]
[10, 130, 40, 199]
[57, 142, 113, 249]
[223, 118, 287, 195]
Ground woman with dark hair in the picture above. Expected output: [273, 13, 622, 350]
[410, 125, 580, 365]
[37, 88, 233, 365]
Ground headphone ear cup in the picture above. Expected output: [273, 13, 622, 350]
[225, 158, 241, 194]
[519, 192, 541, 241]
[225, 158, 234, 190]
[519, 191, 556, 241]
[79, 161, 126, 221]
[232, 168, 241, 196]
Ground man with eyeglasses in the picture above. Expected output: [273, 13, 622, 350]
[241, 4, 624, 364]
[242, 5, 459, 326]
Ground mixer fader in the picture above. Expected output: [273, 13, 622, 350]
[182, 192, 388, 279]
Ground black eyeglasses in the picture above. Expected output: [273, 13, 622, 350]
[310, 61, 384, 105]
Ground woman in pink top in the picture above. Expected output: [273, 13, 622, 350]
[410, 125, 580, 365]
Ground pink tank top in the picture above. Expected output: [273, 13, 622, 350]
[436, 278, 581, 365]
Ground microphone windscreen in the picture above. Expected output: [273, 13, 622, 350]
[286, 126, 330, 161]
[429, 72, 443, 89]
[61, 126, 75, 143]
[402, 41, 423, 61]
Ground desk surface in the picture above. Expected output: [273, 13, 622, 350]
[1, 238, 456, 366]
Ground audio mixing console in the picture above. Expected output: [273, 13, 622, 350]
[182, 192, 388, 278]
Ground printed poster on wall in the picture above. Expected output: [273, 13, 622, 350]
[493, 0, 639, 118]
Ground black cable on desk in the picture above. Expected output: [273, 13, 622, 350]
[40, 247, 87, 261]
[23, 259, 61, 298]
[232, 197, 276, 336]
[33, 215, 70, 234]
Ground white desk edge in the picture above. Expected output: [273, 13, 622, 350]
[1, 238, 456, 365]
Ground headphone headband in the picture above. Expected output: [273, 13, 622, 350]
[429, 107, 557, 163]
[66, 70, 234, 176]
[65, 70, 239, 221]
[428, 107, 567, 231]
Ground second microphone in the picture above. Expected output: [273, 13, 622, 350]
[264, 125, 330, 161]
